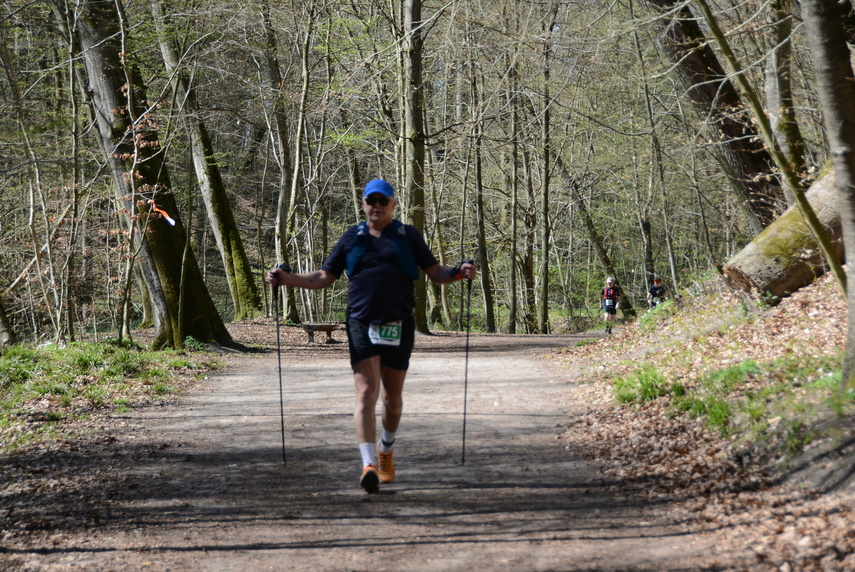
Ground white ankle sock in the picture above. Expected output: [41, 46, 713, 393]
[359, 442, 376, 467]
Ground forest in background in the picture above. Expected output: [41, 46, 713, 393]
[0, 0, 852, 349]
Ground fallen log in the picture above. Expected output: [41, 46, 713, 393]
[720, 170, 843, 302]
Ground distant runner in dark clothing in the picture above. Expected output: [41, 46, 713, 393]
[648, 278, 666, 308]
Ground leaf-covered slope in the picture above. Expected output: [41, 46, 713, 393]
[551, 272, 854, 570]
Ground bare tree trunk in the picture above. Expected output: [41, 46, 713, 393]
[630, 6, 675, 291]
[641, 0, 784, 233]
[765, 0, 805, 208]
[58, 22, 83, 342]
[521, 149, 538, 333]
[427, 173, 453, 326]
[261, 2, 300, 324]
[508, 88, 520, 334]
[638, 216, 654, 286]
[400, 0, 430, 332]
[284, 1, 318, 324]
[455, 52, 470, 331]
[473, 123, 496, 332]
[151, 0, 261, 321]
[800, 0, 855, 392]
[341, 109, 364, 224]
[134, 265, 152, 328]
[457, 32, 495, 333]
[537, 3, 559, 334]
[72, 0, 232, 349]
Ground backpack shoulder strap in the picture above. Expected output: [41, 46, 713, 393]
[345, 222, 369, 277]
[390, 220, 419, 280]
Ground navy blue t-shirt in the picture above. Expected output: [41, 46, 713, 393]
[322, 221, 438, 322]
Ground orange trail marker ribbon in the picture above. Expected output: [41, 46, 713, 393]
[147, 200, 176, 226]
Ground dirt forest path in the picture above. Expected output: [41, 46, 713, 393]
[6, 330, 731, 571]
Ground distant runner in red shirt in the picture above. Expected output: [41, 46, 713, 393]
[602, 276, 620, 335]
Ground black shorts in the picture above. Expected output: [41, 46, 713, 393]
[346, 315, 416, 371]
[603, 303, 617, 315]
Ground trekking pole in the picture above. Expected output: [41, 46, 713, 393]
[272, 264, 291, 467]
[273, 284, 286, 466]
[461, 270, 473, 465]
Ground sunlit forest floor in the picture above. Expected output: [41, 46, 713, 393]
[549, 270, 854, 570]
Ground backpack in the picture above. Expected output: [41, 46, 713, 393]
[345, 220, 420, 280]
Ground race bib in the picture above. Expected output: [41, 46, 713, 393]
[604, 299, 615, 307]
[368, 321, 402, 346]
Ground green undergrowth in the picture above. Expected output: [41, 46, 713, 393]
[614, 365, 677, 403]
[0, 339, 222, 454]
[607, 278, 853, 466]
[615, 354, 850, 460]
[636, 299, 678, 333]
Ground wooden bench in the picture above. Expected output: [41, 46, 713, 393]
[301, 323, 344, 343]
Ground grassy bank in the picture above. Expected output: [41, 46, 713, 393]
[0, 339, 222, 454]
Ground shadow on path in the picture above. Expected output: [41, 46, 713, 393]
[1, 333, 725, 571]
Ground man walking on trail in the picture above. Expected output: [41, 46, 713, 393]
[267, 179, 477, 493]
[602, 276, 619, 335]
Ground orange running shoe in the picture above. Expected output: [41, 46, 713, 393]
[377, 450, 395, 483]
[359, 464, 379, 493]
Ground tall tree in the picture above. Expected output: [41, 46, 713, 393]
[472, 119, 496, 332]
[800, 0, 855, 392]
[150, 0, 262, 320]
[764, 0, 806, 207]
[537, 2, 559, 334]
[629, 0, 679, 290]
[69, 0, 232, 349]
[463, 22, 496, 333]
[506, 62, 521, 334]
[261, 1, 300, 324]
[640, 0, 784, 234]
[521, 148, 539, 333]
[399, 0, 431, 332]
[694, 0, 846, 294]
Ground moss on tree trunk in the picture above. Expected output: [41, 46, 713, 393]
[721, 170, 842, 301]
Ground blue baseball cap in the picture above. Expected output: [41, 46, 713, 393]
[363, 179, 395, 199]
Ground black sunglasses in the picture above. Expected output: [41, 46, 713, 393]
[365, 195, 391, 206]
